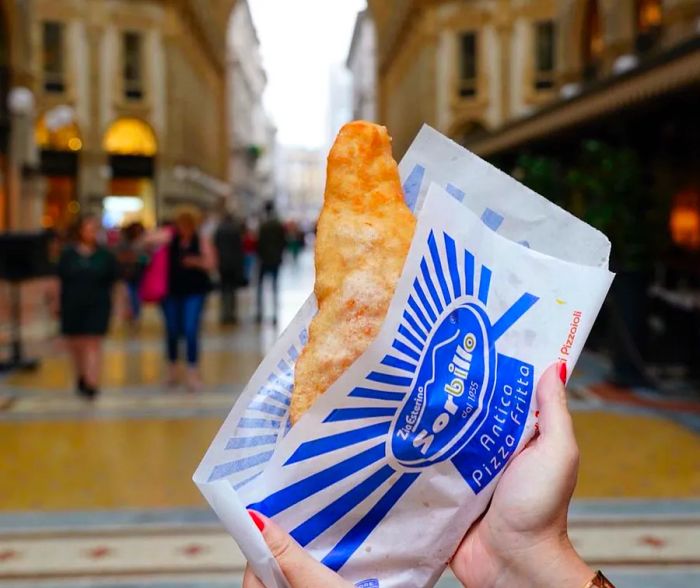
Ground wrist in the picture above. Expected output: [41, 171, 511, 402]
[507, 535, 593, 588]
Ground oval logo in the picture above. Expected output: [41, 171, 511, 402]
[388, 303, 495, 469]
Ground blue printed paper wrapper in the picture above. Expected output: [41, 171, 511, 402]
[193, 126, 614, 588]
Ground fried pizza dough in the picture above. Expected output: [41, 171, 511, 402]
[289, 121, 416, 424]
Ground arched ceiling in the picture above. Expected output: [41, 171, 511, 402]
[181, 0, 239, 70]
[367, 0, 423, 71]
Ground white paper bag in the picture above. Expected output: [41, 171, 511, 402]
[194, 126, 614, 588]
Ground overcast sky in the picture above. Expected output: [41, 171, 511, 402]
[248, 0, 366, 149]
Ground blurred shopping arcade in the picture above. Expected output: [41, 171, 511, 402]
[0, 0, 283, 233]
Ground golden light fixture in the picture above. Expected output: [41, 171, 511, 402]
[637, 0, 663, 32]
[103, 118, 158, 156]
[670, 188, 700, 251]
[35, 114, 83, 152]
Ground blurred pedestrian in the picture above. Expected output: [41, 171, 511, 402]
[57, 215, 117, 399]
[116, 221, 147, 328]
[214, 213, 245, 325]
[161, 206, 215, 391]
[256, 201, 286, 325]
[286, 220, 304, 264]
[242, 221, 257, 284]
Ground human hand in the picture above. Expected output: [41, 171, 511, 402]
[450, 363, 594, 588]
[242, 510, 353, 588]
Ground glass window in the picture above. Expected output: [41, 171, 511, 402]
[635, 0, 663, 53]
[43, 21, 65, 93]
[582, 0, 603, 80]
[637, 0, 662, 33]
[535, 21, 556, 90]
[458, 32, 477, 98]
[123, 32, 144, 100]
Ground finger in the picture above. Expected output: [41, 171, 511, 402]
[243, 565, 266, 588]
[249, 510, 352, 588]
[535, 362, 577, 453]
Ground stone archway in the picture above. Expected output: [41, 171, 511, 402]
[103, 117, 158, 157]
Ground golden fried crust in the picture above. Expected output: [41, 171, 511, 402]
[289, 121, 416, 424]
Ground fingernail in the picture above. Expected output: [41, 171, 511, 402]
[535, 410, 540, 418]
[558, 362, 567, 384]
[248, 510, 265, 532]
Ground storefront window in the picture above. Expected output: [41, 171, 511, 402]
[35, 114, 82, 152]
[534, 21, 556, 90]
[105, 178, 156, 229]
[123, 32, 144, 101]
[637, 0, 662, 32]
[42, 21, 65, 93]
[670, 188, 700, 251]
[35, 113, 82, 229]
[635, 0, 662, 53]
[458, 32, 477, 98]
[582, 0, 603, 81]
[103, 118, 158, 228]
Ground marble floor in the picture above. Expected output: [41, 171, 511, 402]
[1, 252, 699, 587]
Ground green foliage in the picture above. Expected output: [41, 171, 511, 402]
[514, 153, 566, 207]
[566, 140, 652, 271]
[246, 144, 263, 161]
[516, 140, 658, 271]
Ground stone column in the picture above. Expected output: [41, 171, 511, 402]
[494, 2, 513, 125]
[80, 17, 108, 209]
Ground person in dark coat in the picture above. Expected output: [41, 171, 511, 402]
[256, 201, 286, 325]
[58, 215, 118, 399]
[214, 213, 245, 325]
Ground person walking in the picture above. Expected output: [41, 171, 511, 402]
[256, 201, 286, 325]
[116, 221, 147, 328]
[57, 215, 118, 399]
[242, 221, 258, 285]
[214, 213, 245, 325]
[286, 220, 304, 264]
[161, 207, 215, 392]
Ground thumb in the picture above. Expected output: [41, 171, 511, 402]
[536, 362, 577, 455]
[248, 510, 352, 588]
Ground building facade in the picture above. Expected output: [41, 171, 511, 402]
[327, 63, 353, 148]
[369, 0, 700, 379]
[227, 0, 275, 216]
[277, 146, 325, 226]
[369, 0, 560, 157]
[3, 0, 236, 231]
[346, 8, 378, 122]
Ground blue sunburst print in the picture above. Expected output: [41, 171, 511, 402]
[248, 229, 539, 572]
[205, 331, 308, 488]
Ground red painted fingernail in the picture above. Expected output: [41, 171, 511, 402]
[534, 422, 540, 433]
[248, 510, 265, 532]
[535, 410, 540, 418]
[559, 362, 567, 384]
